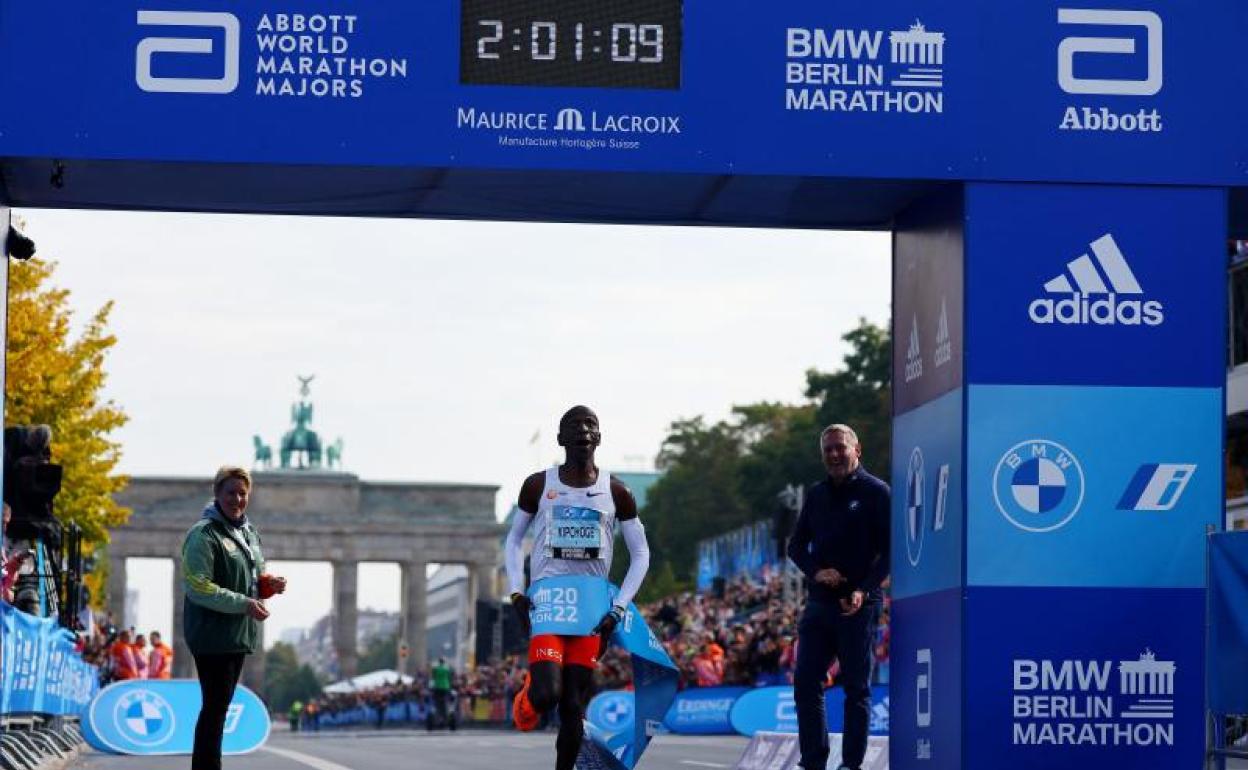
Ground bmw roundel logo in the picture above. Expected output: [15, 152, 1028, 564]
[113, 689, 177, 747]
[905, 446, 925, 566]
[992, 439, 1085, 533]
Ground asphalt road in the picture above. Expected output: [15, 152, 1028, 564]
[72, 728, 752, 770]
[69, 729, 1248, 770]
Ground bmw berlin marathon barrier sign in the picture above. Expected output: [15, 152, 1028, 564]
[0, 1, 1245, 184]
[84, 680, 270, 755]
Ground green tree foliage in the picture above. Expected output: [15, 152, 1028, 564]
[263, 643, 322, 714]
[358, 633, 398, 674]
[640, 319, 891, 585]
[5, 256, 130, 606]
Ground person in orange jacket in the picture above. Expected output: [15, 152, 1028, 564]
[148, 631, 174, 679]
[109, 629, 139, 681]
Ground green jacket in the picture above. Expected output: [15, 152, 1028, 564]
[181, 503, 265, 655]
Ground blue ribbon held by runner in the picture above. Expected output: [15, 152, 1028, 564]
[528, 575, 678, 770]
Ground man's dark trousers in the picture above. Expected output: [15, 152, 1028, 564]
[191, 652, 247, 770]
[793, 599, 879, 770]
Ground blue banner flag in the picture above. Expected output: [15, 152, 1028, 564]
[1208, 532, 1248, 714]
[527, 575, 678, 770]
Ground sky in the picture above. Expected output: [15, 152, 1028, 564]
[15, 208, 890, 648]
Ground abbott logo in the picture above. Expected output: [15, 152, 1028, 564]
[1057, 9, 1162, 97]
[1029, 233, 1164, 327]
[554, 108, 586, 132]
[136, 10, 240, 94]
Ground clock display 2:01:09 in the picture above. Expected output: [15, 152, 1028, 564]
[477, 20, 666, 64]
[459, 0, 682, 89]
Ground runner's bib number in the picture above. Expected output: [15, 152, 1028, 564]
[549, 506, 603, 560]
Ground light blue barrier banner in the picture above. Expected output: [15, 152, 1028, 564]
[0, 602, 97, 717]
[1209, 532, 1248, 714]
[663, 686, 749, 735]
[527, 575, 678, 770]
[729, 685, 889, 737]
[84, 679, 269, 755]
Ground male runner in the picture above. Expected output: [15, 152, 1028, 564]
[505, 406, 650, 770]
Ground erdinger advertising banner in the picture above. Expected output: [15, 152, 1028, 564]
[964, 586, 1204, 770]
[965, 184, 1225, 388]
[893, 192, 964, 416]
[0, 1, 1243, 185]
[891, 388, 963, 600]
[891, 589, 961, 770]
[662, 686, 747, 735]
[966, 384, 1220, 588]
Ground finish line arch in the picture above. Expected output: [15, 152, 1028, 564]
[2, 3, 1245, 769]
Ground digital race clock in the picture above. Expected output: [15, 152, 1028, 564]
[460, 0, 682, 89]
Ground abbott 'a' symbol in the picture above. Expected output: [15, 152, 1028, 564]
[1117, 463, 1195, 511]
[1028, 233, 1164, 327]
[136, 11, 240, 94]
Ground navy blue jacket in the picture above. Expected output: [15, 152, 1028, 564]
[786, 466, 890, 604]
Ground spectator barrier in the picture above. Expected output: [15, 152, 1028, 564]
[587, 685, 889, 738]
[732, 731, 889, 770]
[83, 679, 269, 755]
[0, 602, 96, 717]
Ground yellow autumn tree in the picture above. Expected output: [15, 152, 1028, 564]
[5, 257, 129, 548]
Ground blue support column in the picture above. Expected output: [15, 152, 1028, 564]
[892, 182, 1226, 770]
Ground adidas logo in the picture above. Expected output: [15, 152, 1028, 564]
[1028, 233, 1164, 327]
[905, 315, 923, 383]
[934, 297, 951, 367]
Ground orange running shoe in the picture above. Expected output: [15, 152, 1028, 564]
[512, 671, 539, 732]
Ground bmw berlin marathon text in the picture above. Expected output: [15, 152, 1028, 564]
[1012, 652, 1177, 747]
[785, 22, 945, 114]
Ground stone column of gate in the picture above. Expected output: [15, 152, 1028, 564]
[170, 555, 193, 677]
[888, 184, 1225, 770]
[399, 561, 427, 675]
[105, 554, 127, 629]
[332, 560, 359, 678]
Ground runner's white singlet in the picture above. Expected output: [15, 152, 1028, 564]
[528, 466, 616, 583]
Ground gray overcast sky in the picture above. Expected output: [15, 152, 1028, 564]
[15, 208, 890, 649]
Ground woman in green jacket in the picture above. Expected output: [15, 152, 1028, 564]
[182, 466, 286, 770]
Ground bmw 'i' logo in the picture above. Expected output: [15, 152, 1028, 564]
[992, 439, 1085, 532]
[905, 447, 925, 566]
[113, 689, 177, 747]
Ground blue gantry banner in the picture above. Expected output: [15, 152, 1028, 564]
[0, 1, 1244, 186]
[1208, 532, 1248, 714]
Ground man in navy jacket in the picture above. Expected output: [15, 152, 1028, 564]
[786, 424, 890, 770]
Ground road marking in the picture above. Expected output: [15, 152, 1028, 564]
[261, 745, 356, 770]
[680, 761, 729, 768]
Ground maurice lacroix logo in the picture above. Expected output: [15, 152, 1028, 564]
[1013, 650, 1176, 747]
[1057, 8, 1163, 133]
[993, 439, 1085, 533]
[135, 10, 408, 98]
[1028, 233, 1164, 327]
[785, 20, 945, 114]
[456, 106, 682, 152]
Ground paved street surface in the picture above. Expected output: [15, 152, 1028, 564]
[69, 729, 1248, 770]
[71, 729, 751, 770]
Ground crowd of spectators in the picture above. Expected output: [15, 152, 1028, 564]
[599, 570, 889, 692]
[298, 568, 891, 730]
